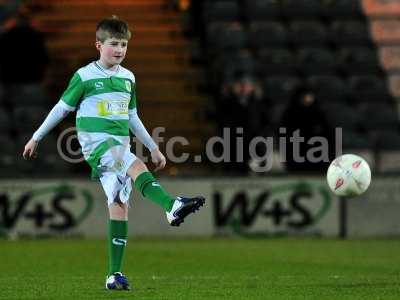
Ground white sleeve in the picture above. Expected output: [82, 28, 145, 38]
[32, 100, 74, 141]
[128, 108, 158, 151]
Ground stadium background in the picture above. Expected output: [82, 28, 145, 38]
[1, 0, 400, 299]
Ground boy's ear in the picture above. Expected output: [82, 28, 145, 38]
[95, 40, 102, 51]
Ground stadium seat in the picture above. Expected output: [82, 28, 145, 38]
[377, 150, 400, 173]
[307, 75, 349, 103]
[257, 48, 296, 76]
[206, 22, 247, 52]
[38, 134, 72, 173]
[296, 48, 338, 76]
[342, 130, 373, 150]
[15, 133, 71, 174]
[203, 1, 241, 23]
[330, 21, 372, 46]
[4, 84, 50, 107]
[281, 0, 324, 19]
[248, 21, 288, 49]
[322, 0, 364, 19]
[0, 108, 11, 134]
[0, 84, 4, 106]
[244, 0, 281, 21]
[289, 21, 328, 47]
[214, 50, 256, 82]
[320, 103, 361, 130]
[374, 130, 400, 173]
[268, 102, 288, 130]
[338, 47, 382, 76]
[359, 103, 399, 131]
[13, 105, 49, 134]
[348, 75, 392, 103]
[0, 136, 16, 171]
[375, 130, 400, 150]
[262, 76, 301, 104]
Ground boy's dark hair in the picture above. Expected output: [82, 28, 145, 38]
[96, 16, 131, 42]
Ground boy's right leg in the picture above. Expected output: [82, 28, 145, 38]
[98, 144, 133, 290]
[108, 202, 128, 275]
[106, 202, 130, 290]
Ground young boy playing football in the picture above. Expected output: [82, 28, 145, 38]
[22, 16, 205, 291]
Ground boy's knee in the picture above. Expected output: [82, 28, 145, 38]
[109, 202, 128, 220]
[127, 158, 148, 180]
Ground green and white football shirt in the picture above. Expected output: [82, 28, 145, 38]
[60, 62, 136, 177]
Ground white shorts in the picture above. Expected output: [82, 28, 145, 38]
[98, 145, 137, 206]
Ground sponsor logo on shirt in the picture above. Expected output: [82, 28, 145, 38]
[97, 100, 128, 116]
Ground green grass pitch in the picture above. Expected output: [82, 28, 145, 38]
[1, 238, 400, 299]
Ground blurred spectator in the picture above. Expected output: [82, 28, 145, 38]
[0, 14, 48, 85]
[0, 0, 23, 26]
[279, 86, 334, 173]
[216, 72, 268, 174]
[183, 0, 204, 38]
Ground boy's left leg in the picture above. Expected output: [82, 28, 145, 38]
[127, 159, 205, 226]
[127, 158, 175, 211]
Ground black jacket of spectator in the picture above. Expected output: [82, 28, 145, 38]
[216, 75, 267, 174]
[0, 19, 48, 84]
[280, 87, 334, 173]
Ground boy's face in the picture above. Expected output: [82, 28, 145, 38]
[96, 37, 128, 67]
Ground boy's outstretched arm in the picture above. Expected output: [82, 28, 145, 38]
[23, 138, 39, 160]
[128, 108, 166, 172]
[22, 100, 73, 159]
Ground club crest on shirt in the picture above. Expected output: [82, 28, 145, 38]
[125, 80, 131, 92]
[95, 81, 104, 90]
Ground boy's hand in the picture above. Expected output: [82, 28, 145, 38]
[23, 138, 39, 160]
[150, 148, 166, 172]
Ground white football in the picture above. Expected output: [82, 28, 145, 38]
[327, 154, 371, 197]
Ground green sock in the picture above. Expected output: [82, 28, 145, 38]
[134, 171, 175, 212]
[108, 219, 128, 275]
